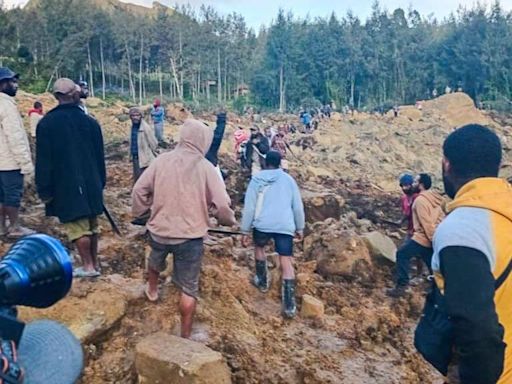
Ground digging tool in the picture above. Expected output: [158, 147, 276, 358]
[103, 205, 122, 236]
[381, 219, 402, 227]
[130, 215, 244, 236]
[208, 227, 244, 236]
[286, 143, 301, 162]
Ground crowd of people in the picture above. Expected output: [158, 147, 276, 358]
[1, 64, 512, 383]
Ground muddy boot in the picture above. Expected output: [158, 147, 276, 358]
[281, 279, 297, 319]
[386, 285, 411, 298]
[252, 260, 270, 293]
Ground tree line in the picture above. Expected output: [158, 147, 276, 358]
[1, 0, 512, 112]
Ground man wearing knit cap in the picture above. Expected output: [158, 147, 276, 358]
[0, 67, 35, 238]
[132, 119, 236, 339]
[398, 173, 418, 238]
[128, 107, 158, 182]
[387, 173, 445, 297]
[36, 78, 106, 278]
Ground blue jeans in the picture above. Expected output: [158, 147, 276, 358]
[396, 239, 433, 287]
[154, 122, 164, 142]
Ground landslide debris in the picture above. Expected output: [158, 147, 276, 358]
[8, 91, 511, 383]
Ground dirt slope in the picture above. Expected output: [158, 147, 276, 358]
[9, 92, 511, 383]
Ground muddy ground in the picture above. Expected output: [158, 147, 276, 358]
[9, 92, 512, 383]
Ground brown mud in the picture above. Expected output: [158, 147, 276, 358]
[9, 92, 512, 383]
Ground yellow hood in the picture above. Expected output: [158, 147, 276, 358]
[448, 178, 512, 222]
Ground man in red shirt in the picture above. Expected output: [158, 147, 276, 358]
[397, 173, 423, 288]
[399, 173, 418, 237]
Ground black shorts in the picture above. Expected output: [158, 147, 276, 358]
[0, 170, 24, 208]
[253, 229, 294, 256]
[148, 237, 204, 299]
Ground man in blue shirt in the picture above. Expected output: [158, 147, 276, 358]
[241, 151, 305, 318]
[150, 98, 165, 144]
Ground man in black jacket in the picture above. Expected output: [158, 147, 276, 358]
[36, 78, 106, 278]
[205, 110, 226, 168]
[245, 126, 270, 177]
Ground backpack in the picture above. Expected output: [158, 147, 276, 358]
[415, 256, 512, 375]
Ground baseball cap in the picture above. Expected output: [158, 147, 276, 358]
[0, 67, 19, 82]
[18, 319, 83, 384]
[53, 78, 80, 95]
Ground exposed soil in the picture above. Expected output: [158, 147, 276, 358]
[12, 92, 511, 383]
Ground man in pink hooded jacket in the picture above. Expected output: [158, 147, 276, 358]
[132, 119, 236, 339]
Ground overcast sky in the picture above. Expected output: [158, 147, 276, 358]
[3, 0, 508, 29]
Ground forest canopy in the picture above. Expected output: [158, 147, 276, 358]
[1, 0, 511, 112]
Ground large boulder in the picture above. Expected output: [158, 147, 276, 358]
[302, 190, 344, 223]
[135, 333, 232, 384]
[19, 281, 127, 344]
[362, 231, 397, 263]
[308, 231, 372, 278]
[301, 295, 325, 319]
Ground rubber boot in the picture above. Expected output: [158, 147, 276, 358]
[253, 260, 270, 293]
[386, 285, 411, 298]
[282, 279, 297, 319]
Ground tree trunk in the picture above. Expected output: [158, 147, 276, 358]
[179, 30, 184, 99]
[224, 56, 228, 101]
[139, 33, 144, 105]
[158, 66, 163, 102]
[143, 59, 149, 100]
[125, 41, 136, 103]
[217, 47, 222, 103]
[197, 68, 201, 99]
[170, 57, 181, 99]
[87, 41, 95, 98]
[279, 64, 285, 113]
[350, 74, 355, 106]
[99, 37, 106, 100]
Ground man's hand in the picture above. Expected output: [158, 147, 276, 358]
[295, 231, 304, 241]
[242, 235, 251, 247]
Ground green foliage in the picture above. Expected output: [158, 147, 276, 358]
[2, 0, 512, 112]
[231, 95, 250, 115]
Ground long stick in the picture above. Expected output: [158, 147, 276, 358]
[103, 205, 122, 236]
[286, 143, 300, 161]
[208, 228, 244, 236]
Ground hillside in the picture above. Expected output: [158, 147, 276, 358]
[24, 0, 174, 16]
[8, 92, 512, 383]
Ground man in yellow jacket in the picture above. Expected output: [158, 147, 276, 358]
[416, 124, 512, 383]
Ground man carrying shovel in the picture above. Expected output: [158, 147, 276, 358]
[132, 119, 236, 339]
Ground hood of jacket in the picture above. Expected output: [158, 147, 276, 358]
[178, 119, 213, 155]
[448, 178, 512, 222]
[251, 168, 283, 187]
[418, 189, 444, 207]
